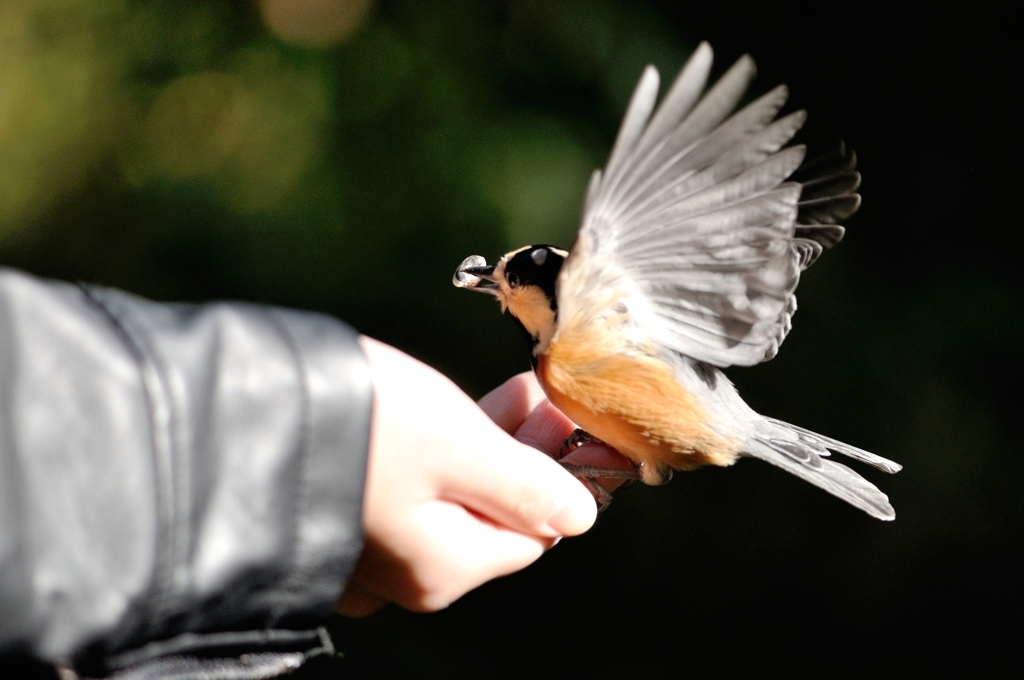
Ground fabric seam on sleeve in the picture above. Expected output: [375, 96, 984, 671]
[264, 309, 314, 609]
[75, 284, 181, 630]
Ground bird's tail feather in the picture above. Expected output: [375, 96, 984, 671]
[745, 418, 900, 521]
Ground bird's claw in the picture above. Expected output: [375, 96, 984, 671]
[559, 428, 602, 458]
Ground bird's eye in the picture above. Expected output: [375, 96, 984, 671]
[506, 272, 520, 288]
[531, 248, 548, 266]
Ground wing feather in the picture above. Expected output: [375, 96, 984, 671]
[600, 67, 661, 196]
[582, 169, 603, 215]
[632, 42, 714, 156]
[616, 83, 791, 213]
[601, 54, 758, 213]
[618, 131, 806, 235]
[558, 44, 860, 367]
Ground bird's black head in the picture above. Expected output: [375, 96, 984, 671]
[452, 244, 569, 358]
[500, 245, 567, 305]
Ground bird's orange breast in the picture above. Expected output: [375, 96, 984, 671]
[536, 327, 739, 473]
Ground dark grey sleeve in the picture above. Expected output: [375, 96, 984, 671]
[0, 268, 371, 675]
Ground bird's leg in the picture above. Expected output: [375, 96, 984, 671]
[577, 476, 614, 513]
[558, 428, 643, 511]
[559, 429, 642, 481]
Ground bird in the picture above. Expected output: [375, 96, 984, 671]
[453, 42, 901, 519]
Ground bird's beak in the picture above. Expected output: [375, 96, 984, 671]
[453, 255, 499, 295]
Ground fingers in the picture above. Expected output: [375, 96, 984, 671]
[355, 337, 601, 615]
[512, 399, 577, 458]
[438, 424, 596, 540]
[477, 372, 546, 434]
[361, 335, 592, 538]
[474, 371, 634, 519]
[561, 441, 633, 470]
[561, 441, 634, 493]
[340, 501, 555, 614]
[397, 501, 552, 611]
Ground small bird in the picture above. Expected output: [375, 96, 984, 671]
[454, 43, 901, 519]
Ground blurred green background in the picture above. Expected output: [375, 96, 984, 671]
[1, 0, 1010, 674]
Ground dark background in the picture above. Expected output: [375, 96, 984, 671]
[1, 0, 1012, 674]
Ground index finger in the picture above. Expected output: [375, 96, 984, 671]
[477, 372, 547, 434]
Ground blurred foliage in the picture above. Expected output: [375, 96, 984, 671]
[0, 0, 1012, 673]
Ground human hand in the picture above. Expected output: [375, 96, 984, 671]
[477, 371, 636, 494]
[337, 338, 598, 616]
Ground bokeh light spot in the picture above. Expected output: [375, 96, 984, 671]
[258, 0, 373, 48]
[474, 118, 593, 248]
[0, 0, 122, 236]
[139, 71, 249, 180]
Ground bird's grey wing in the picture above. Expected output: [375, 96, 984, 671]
[558, 42, 860, 367]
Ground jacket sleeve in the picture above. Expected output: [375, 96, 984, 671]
[0, 268, 372, 676]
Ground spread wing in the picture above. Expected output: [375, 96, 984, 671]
[556, 42, 860, 367]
